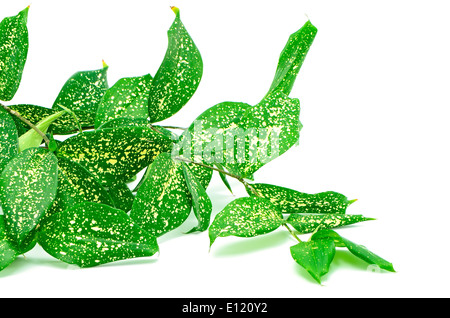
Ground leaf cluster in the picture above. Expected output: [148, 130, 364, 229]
[0, 6, 394, 283]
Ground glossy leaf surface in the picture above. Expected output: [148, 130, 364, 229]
[0, 7, 28, 101]
[39, 202, 159, 268]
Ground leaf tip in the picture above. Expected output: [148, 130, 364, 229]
[102, 59, 108, 69]
[170, 6, 180, 17]
[348, 199, 358, 205]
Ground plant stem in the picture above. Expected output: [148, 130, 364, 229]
[0, 102, 50, 145]
[284, 223, 302, 243]
[159, 125, 187, 130]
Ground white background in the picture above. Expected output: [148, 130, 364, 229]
[1, 0, 449, 298]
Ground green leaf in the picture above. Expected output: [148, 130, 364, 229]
[214, 163, 233, 194]
[181, 163, 212, 233]
[0, 147, 58, 248]
[52, 63, 109, 114]
[247, 183, 356, 214]
[105, 180, 135, 212]
[148, 7, 202, 123]
[18, 110, 65, 151]
[266, 20, 317, 97]
[176, 90, 301, 178]
[56, 126, 173, 184]
[286, 213, 374, 235]
[0, 215, 18, 272]
[290, 238, 335, 284]
[0, 7, 29, 101]
[130, 152, 192, 237]
[9, 104, 95, 135]
[38, 202, 159, 268]
[208, 196, 284, 247]
[312, 229, 395, 272]
[95, 73, 152, 128]
[44, 156, 114, 219]
[0, 107, 18, 172]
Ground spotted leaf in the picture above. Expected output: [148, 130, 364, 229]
[52, 63, 109, 115]
[0, 107, 18, 172]
[0, 147, 58, 249]
[247, 183, 356, 214]
[286, 213, 374, 235]
[148, 7, 202, 123]
[38, 202, 159, 268]
[56, 126, 173, 184]
[266, 20, 317, 97]
[0, 7, 29, 101]
[9, 104, 95, 135]
[208, 196, 284, 247]
[44, 156, 114, 219]
[290, 238, 335, 284]
[176, 91, 300, 179]
[105, 180, 135, 212]
[181, 163, 212, 233]
[0, 215, 18, 272]
[130, 152, 192, 237]
[312, 229, 395, 272]
[95, 73, 152, 128]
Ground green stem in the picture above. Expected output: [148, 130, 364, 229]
[159, 125, 187, 130]
[0, 102, 50, 146]
[284, 223, 302, 243]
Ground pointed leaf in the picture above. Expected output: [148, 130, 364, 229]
[0, 107, 18, 172]
[95, 73, 152, 128]
[181, 163, 212, 233]
[38, 202, 159, 268]
[148, 7, 202, 123]
[209, 196, 283, 247]
[56, 126, 173, 184]
[130, 153, 192, 237]
[247, 183, 355, 214]
[52, 64, 109, 114]
[0, 7, 29, 101]
[287, 213, 374, 235]
[0, 216, 18, 272]
[290, 238, 335, 284]
[312, 229, 395, 272]
[9, 104, 95, 135]
[44, 156, 114, 219]
[0, 147, 58, 248]
[266, 20, 317, 97]
[215, 163, 233, 194]
[177, 91, 301, 178]
[18, 110, 65, 151]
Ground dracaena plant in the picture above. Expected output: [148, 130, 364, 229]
[0, 6, 394, 284]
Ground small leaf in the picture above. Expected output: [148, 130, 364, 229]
[266, 20, 317, 97]
[208, 196, 283, 247]
[38, 202, 159, 268]
[0, 107, 18, 172]
[286, 213, 374, 235]
[95, 73, 152, 128]
[181, 163, 212, 233]
[0, 216, 18, 272]
[148, 7, 203, 123]
[56, 126, 173, 184]
[18, 110, 65, 151]
[312, 229, 395, 272]
[130, 153, 192, 237]
[9, 104, 95, 135]
[290, 238, 335, 284]
[44, 156, 114, 219]
[0, 147, 58, 248]
[0, 7, 29, 101]
[52, 64, 109, 114]
[247, 183, 355, 214]
[214, 162, 233, 194]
